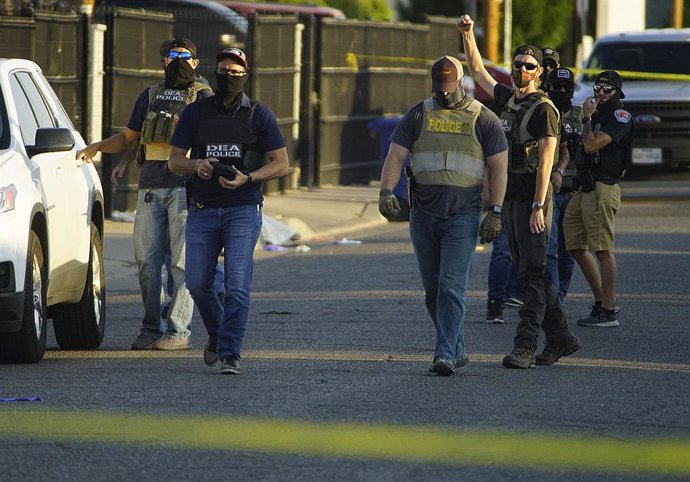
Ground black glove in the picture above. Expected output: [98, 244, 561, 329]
[378, 189, 401, 221]
[479, 211, 502, 244]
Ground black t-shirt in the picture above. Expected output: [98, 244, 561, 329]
[390, 99, 508, 218]
[591, 103, 634, 179]
[494, 83, 560, 201]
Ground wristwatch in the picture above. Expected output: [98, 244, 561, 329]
[531, 201, 543, 210]
[488, 204, 502, 215]
[246, 172, 254, 184]
[553, 167, 566, 176]
[582, 116, 591, 123]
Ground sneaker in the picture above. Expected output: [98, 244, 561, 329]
[220, 356, 241, 375]
[536, 334, 582, 365]
[502, 346, 536, 369]
[430, 357, 455, 376]
[151, 332, 191, 350]
[503, 297, 523, 308]
[486, 299, 504, 324]
[130, 333, 161, 350]
[577, 307, 620, 327]
[427, 354, 470, 373]
[203, 341, 219, 366]
[454, 354, 470, 369]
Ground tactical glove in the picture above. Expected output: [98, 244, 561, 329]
[378, 189, 401, 221]
[479, 211, 502, 244]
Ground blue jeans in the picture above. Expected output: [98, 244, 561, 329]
[487, 228, 522, 302]
[133, 187, 193, 336]
[185, 203, 262, 360]
[409, 208, 480, 362]
[546, 191, 576, 301]
[164, 253, 225, 304]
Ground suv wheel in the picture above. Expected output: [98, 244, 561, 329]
[53, 222, 106, 349]
[0, 230, 47, 364]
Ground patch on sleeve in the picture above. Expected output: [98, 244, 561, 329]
[614, 109, 632, 123]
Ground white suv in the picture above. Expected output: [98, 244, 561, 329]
[0, 59, 106, 363]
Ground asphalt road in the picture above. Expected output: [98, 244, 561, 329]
[1, 193, 689, 481]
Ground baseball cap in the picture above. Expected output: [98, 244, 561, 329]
[167, 38, 197, 58]
[430, 55, 464, 92]
[216, 47, 247, 68]
[548, 67, 575, 87]
[595, 70, 625, 98]
[512, 44, 542, 65]
[541, 47, 559, 66]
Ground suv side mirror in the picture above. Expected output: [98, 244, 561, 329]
[26, 128, 75, 157]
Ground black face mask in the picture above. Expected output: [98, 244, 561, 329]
[165, 59, 196, 89]
[215, 73, 248, 108]
[597, 89, 622, 115]
[548, 90, 573, 113]
[433, 84, 466, 109]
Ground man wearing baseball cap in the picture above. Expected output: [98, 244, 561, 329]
[544, 67, 579, 305]
[563, 69, 634, 328]
[379, 54, 508, 376]
[77, 38, 212, 351]
[458, 14, 581, 369]
[169, 47, 289, 375]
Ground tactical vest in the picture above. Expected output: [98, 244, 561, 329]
[560, 105, 583, 179]
[501, 92, 560, 174]
[410, 97, 486, 187]
[140, 80, 211, 161]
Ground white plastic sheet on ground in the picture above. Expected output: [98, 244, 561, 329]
[261, 214, 299, 246]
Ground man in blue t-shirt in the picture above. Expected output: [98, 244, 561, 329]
[169, 47, 289, 375]
[77, 38, 212, 351]
[379, 55, 508, 376]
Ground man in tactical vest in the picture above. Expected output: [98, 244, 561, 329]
[459, 14, 581, 369]
[378, 55, 508, 376]
[168, 48, 289, 375]
[545, 67, 579, 301]
[563, 70, 634, 328]
[77, 38, 212, 350]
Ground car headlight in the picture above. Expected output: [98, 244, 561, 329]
[0, 184, 17, 213]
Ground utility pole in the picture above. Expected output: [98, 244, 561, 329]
[503, 0, 512, 66]
[486, 0, 499, 62]
[672, 0, 683, 28]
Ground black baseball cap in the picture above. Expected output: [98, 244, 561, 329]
[430, 55, 464, 92]
[548, 67, 575, 87]
[541, 47, 559, 66]
[513, 44, 542, 65]
[167, 38, 197, 58]
[595, 70, 625, 98]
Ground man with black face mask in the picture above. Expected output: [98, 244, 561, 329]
[563, 70, 634, 328]
[169, 48, 289, 375]
[545, 67, 579, 303]
[459, 14, 581, 369]
[77, 38, 212, 351]
[379, 55, 508, 376]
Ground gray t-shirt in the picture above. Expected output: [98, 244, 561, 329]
[390, 99, 508, 218]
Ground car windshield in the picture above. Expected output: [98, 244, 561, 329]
[0, 87, 9, 149]
[583, 41, 690, 81]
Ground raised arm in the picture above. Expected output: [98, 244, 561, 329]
[457, 14, 498, 99]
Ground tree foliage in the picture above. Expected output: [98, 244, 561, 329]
[397, 0, 574, 51]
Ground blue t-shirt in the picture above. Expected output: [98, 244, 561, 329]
[170, 93, 285, 207]
[390, 99, 508, 218]
[127, 85, 213, 189]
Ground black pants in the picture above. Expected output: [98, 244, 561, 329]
[503, 199, 570, 349]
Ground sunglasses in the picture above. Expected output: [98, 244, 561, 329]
[543, 61, 558, 70]
[550, 82, 574, 92]
[593, 84, 616, 94]
[217, 67, 247, 76]
[512, 60, 538, 71]
[167, 51, 194, 60]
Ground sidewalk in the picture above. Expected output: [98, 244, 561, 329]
[105, 185, 387, 242]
